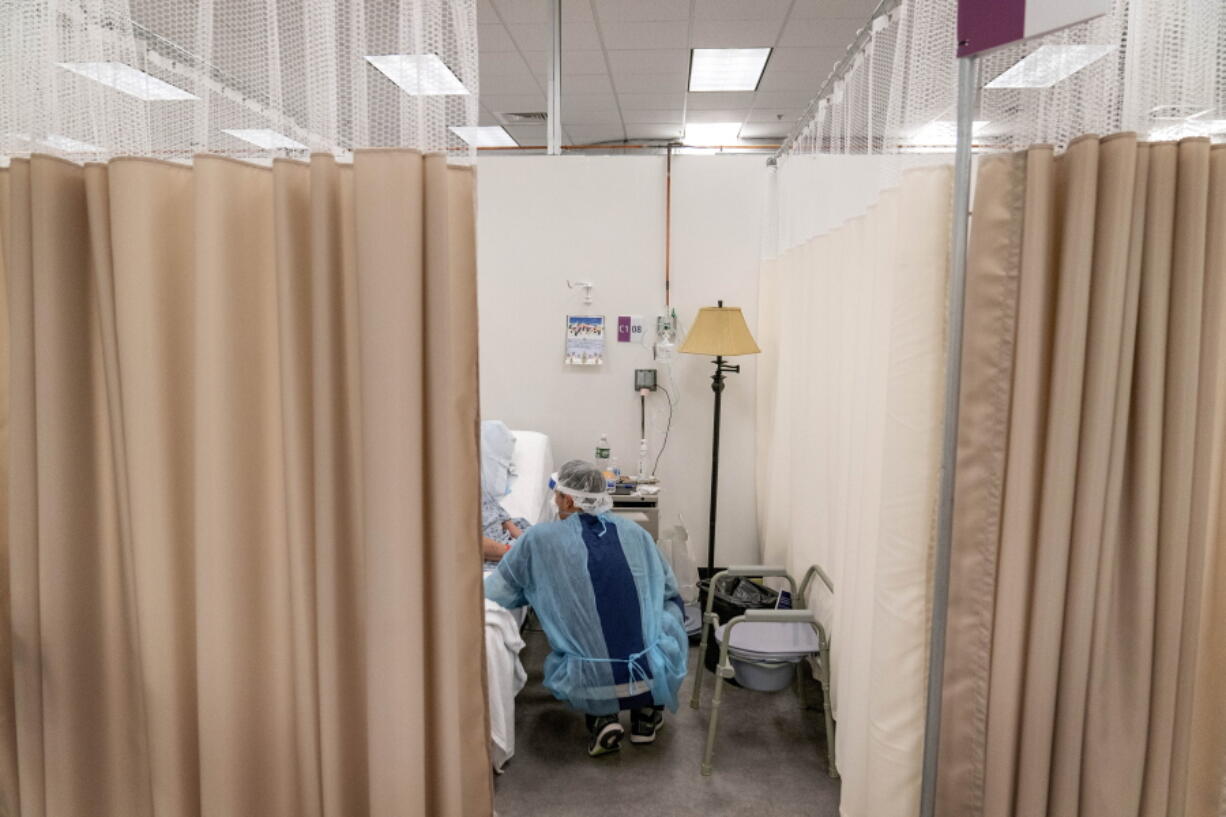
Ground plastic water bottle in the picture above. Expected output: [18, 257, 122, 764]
[595, 434, 611, 472]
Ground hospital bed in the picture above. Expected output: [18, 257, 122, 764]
[484, 429, 554, 772]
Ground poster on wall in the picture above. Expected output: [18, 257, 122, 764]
[565, 315, 606, 365]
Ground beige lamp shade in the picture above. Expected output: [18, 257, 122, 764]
[680, 305, 761, 356]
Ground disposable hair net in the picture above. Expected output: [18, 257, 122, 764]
[554, 460, 614, 516]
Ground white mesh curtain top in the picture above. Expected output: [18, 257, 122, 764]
[0, 0, 480, 163]
[770, 0, 1226, 236]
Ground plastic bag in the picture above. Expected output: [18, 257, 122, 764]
[657, 518, 699, 604]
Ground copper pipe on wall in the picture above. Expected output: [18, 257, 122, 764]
[665, 143, 672, 307]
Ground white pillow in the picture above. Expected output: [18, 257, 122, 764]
[481, 420, 517, 498]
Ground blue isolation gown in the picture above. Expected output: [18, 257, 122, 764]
[484, 512, 689, 715]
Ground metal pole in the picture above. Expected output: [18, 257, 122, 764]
[546, 0, 562, 155]
[919, 53, 978, 817]
[707, 354, 725, 576]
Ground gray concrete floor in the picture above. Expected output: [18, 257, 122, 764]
[493, 628, 841, 817]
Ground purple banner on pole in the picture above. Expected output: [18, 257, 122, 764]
[958, 0, 1026, 57]
[959, 0, 1110, 57]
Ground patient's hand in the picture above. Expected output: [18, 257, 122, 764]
[483, 537, 508, 562]
[503, 521, 523, 539]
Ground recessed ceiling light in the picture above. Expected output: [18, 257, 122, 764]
[366, 54, 469, 96]
[689, 48, 771, 93]
[58, 62, 198, 101]
[222, 128, 308, 150]
[43, 134, 104, 153]
[985, 45, 1115, 89]
[450, 126, 518, 147]
[683, 122, 743, 145]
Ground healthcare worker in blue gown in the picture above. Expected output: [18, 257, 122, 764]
[485, 459, 689, 757]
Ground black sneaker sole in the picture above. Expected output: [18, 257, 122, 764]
[588, 722, 625, 757]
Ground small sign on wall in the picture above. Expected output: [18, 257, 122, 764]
[566, 315, 605, 365]
[616, 315, 646, 343]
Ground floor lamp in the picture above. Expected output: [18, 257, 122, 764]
[680, 300, 761, 576]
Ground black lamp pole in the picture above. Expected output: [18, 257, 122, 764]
[704, 299, 739, 576]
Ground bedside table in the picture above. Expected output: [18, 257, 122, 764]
[611, 489, 660, 539]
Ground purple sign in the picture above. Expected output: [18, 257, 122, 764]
[617, 316, 632, 343]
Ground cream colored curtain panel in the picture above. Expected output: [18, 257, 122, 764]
[757, 165, 952, 817]
[937, 135, 1226, 817]
[0, 152, 491, 817]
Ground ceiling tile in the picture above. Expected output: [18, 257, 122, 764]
[598, 20, 689, 50]
[790, 0, 879, 18]
[621, 109, 684, 124]
[560, 93, 619, 111]
[693, 0, 792, 20]
[739, 122, 792, 138]
[566, 125, 628, 143]
[627, 124, 685, 139]
[482, 93, 549, 113]
[563, 73, 615, 94]
[563, 0, 596, 22]
[507, 21, 602, 50]
[479, 50, 539, 76]
[777, 17, 865, 48]
[479, 23, 518, 52]
[523, 49, 609, 76]
[617, 91, 686, 108]
[747, 107, 805, 123]
[685, 109, 752, 123]
[491, 0, 549, 24]
[753, 90, 818, 107]
[606, 49, 691, 75]
[481, 72, 542, 94]
[613, 73, 688, 93]
[767, 47, 846, 74]
[758, 70, 826, 92]
[595, 0, 690, 21]
[564, 109, 624, 125]
[687, 91, 756, 110]
[690, 20, 783, 48]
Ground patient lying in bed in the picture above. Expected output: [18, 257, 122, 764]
[482, 490, 532, 562]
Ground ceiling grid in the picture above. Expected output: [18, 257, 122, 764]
[480, 0, 876, 146]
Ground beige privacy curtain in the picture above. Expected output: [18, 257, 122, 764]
[937, 135, 1226, 817]
[0, 151, 492, 817]
[757, 165, 952, 817]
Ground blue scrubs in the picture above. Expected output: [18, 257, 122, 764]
[485, 512, 689, 715]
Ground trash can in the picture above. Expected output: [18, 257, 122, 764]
[697, 576, 780, 677]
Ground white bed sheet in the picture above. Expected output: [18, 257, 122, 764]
[499, 430, 555, 526]
[483, 428, 551, 772]
[484, 598, 527, 773]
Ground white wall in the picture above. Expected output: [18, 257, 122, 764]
[477, 154, 767, 566]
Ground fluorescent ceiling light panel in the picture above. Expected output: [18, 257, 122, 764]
[58, 61, 198, 100]
[449, 126, 517, 147]
[985, 45, 1115, 89]
[222, 128, 308, 150]
[683, 122, 743, 145]
[366, 54, 469, 95]
[689, 48, 771, 92]
[43, 134, 104, 153]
